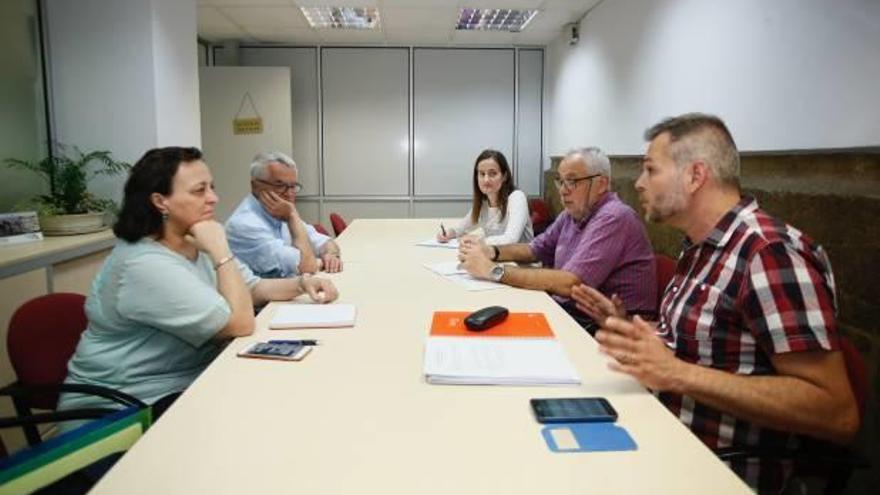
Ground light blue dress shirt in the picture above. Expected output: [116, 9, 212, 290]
[225, 195, 330, 278]
[58, 238, 260, 424]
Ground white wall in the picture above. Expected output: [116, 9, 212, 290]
[323, 48, 409, 196]
[152, 0, 201, 147]
[517, 49, 543, 196]
[0, 0, 48, 212]
[414, 49, 515, 196]
[219, 46, 543, 227]
[236, 48, 320, 196]
[545, 0, 880, 156]
[45, 0, 200, 203]
[198, 66, 292, 221]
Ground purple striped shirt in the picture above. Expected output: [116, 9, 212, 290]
[529, 192, 657, 315]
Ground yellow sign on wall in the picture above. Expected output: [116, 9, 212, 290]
[233, 92, 264, 135]
[233, 117, 263, 135]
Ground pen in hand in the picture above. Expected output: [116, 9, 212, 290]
[440, 223, 447, 237]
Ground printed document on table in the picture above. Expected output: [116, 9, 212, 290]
[423, 337, 581, 386]
[422, 262, 505, 291]
[416, 238, 459, 249]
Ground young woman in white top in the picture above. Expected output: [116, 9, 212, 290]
[437, 149, 533, 246]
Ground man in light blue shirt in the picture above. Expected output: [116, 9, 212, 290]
[226, 152, 342, 277]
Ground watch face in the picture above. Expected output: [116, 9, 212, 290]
[491, 264, 505, 281]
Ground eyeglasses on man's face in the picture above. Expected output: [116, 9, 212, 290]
[256, 178, 302, 194]
[553, 174, 602, 190]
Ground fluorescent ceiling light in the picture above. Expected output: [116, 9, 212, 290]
[300, 6, 380, 29]
[456, 8, 538, 32]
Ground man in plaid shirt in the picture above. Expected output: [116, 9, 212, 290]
[571, 113, 858, 493]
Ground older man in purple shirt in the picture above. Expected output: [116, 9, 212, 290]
[459, 147, 656, 332]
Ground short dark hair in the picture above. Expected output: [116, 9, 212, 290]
[644, 112, 741, 189]
[471, 149, 516, 224]
[113, 147, 203, 242]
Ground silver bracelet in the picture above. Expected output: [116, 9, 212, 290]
[213, 255, 235, 270]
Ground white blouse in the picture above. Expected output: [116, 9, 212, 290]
[455, 189, 534, 245]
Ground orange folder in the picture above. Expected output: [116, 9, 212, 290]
[430, 311, 555, 338]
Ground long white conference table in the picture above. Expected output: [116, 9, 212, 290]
[92, 219, 750, 494]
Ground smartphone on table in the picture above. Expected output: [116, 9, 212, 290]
[530, 397, 618, 423]
[237, 342, 311, 361]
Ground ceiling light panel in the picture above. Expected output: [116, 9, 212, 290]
[300, 6, 380, 29]
[455, 8, 538, 32]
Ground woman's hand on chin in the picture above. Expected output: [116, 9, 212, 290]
[188, 220, 230, 259]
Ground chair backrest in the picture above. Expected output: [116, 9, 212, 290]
[839, 337, 867, 420]
[0, 406, 150, 494]
[329, 213, 348, 237]
[7, 293, 88, 410]
[654, 254, 677, 309]
[528, 198, 551, 235]
[313, 223, 330, 236]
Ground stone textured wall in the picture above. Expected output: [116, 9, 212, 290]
[545, 150, 880, 492]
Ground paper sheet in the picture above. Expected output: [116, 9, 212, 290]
[422, 262, 506, 291]
[422, 261, 466, 275]
[415, 238, 459, 249]
[423, 337, 581, 386]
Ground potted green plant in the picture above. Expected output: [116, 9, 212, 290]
[3, 143, 130, 235]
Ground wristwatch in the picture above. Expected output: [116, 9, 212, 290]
[490, 263, 506, 282]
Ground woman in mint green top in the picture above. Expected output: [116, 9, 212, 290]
[59, 147, 339, 420]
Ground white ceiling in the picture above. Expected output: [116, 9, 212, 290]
[198, 0, 602, 46]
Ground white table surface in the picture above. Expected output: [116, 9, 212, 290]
[91, 219, 750, 495]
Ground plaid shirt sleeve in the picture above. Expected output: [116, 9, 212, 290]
[739, 241, 839, 355]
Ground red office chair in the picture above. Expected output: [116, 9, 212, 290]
[717, 335, 869, 494]
[313, 223, 330, 236]
[528, 198, 552, 236]
[3, 293, 144, 447]
[654, 254, 677, 309]
[7, 293, 88, 412]
[329, 213, 348, 237]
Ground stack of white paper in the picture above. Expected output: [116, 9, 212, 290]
[269, 304, 357, 329]
[423, 337, 581, 386]
[422, 262, 506, 292]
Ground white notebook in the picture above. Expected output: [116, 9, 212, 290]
[423, 337, 581, 386]
[269, 304, 357, 329]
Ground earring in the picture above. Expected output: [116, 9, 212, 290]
[161, 212, 169, 222]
